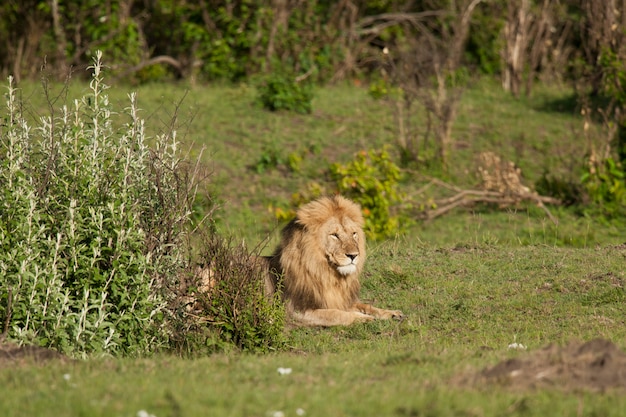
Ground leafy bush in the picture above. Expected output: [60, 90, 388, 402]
[330, 148, 406, 240]
[0, 52, 198, 357]
[581, 156, 626, 219]
[575, 49, 626, 220]
[257, 71, 313, 114]
[368, 77, 395, 100]
[271, 148, 406, 240]
[253, 145, 307, 174]
[254, 145, 285, 174]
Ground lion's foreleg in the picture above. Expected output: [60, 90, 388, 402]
[290, 308, 374, 327]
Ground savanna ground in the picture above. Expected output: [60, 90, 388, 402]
[2, 78, 625, 416]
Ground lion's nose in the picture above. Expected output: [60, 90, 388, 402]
[346, 253, 358, 262]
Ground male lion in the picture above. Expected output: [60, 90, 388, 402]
[266, 195, 404, 326]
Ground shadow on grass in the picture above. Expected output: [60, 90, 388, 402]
[533, 93, 579, 115]
[534, 91, 615, 122]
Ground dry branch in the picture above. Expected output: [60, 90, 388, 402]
[356, 11, 446, 36]
[419, 185, 560, 223]
[414, 152, 561, 223]
[114, 55, 198, 80]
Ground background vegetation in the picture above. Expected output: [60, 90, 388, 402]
[4, 0, 624, 218]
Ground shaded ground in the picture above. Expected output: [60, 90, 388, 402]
[457, 338, 626, 392]
[0, 341, 70, 367]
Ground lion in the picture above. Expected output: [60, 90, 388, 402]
[266, 195, 404, 326]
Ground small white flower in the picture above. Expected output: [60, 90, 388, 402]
[296, 408, 306, 416]
[63, 373, 71, 381]
[382, 47, 389, 55]
[277, 367, 292, 375]
[267, 411, 284, 417]
[508, 342, 527, 350]
[137, 410, 156, 417]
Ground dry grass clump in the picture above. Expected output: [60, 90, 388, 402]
[171, 235, 285, 354]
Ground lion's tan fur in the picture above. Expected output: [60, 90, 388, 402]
[267, 195, 403, 326]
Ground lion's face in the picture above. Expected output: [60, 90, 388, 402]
[288, 195, 366, 278]
[322, 216, 363, 276]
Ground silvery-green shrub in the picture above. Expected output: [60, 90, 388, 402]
[0, 52, 199, 357]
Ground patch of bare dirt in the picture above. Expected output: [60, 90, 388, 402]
[0, 341, 70, 367]
[456, 338, 626, 392]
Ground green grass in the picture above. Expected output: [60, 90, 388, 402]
[2, 244, 625, 416]
[5, 77, 626, 416]
[2, 355, 624, 416]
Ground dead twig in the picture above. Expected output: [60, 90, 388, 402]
[114, 55, 203, 80]
[1, 288, 12, 343]
[412, 152, 561, 224]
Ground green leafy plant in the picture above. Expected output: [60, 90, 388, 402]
[0, 52, 200, 357]
[581, 156, 626, 219]
[329, 148, 406, 240]
[271, 149, 406, 240]
[257, 71, 313, 114]
[286, 151, 303, 173]
[368, 77, 395, 100]
[254, 146, 284, 173]
[254, 146, 308, 174]
[576, 76, 626, 220]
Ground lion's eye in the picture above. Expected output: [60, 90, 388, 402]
[330, 233, 339, 240]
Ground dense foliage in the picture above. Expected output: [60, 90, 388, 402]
[0, 53, 194, 356]
[0, 53, 287, 357]
[0, 1, 620, 86]
[257, 71, 313, 114]
[330, 148, 406, 240]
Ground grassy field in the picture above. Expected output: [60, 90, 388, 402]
[3, 77, 626, 416]
[2, 244, 625, 416]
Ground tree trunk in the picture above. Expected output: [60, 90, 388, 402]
[50, 0, 69, 78]
[502, 0, 530, 97]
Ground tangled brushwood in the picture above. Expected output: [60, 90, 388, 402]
[0, 52, 204, 357]
[174, 235, 286, 354]
[416, 152, 561, 223]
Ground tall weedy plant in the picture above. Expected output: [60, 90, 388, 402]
[0, 52, 200, 357]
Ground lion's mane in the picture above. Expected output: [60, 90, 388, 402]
[268, 195, 366, 316]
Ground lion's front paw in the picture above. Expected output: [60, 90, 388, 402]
[377, 309, 405, 320]
[390, 310, 405, 320]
